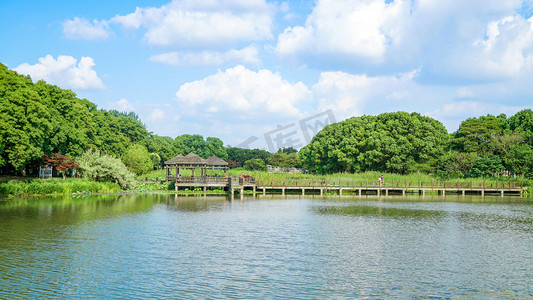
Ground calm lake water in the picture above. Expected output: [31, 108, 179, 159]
[0, 193, 532, 299]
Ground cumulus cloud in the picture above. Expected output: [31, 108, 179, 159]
[63, 17, 110, 40]
[275, 0, 533, 83]
[175, 65, 310, 119]
[276, 0, 409, 62]
[14, 55, 105, 90]
[108, 98, 135, 111]
[150, 46, 260, 67]
[111, 0, 274, 49]
[448, 15, 533, 80]
[312, 69, 431, 120]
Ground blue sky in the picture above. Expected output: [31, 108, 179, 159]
[1, 0, 532, 150]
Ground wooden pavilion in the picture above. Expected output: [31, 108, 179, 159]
[164, 152, 228, 182]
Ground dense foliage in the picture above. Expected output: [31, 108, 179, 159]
[75, 149, 135, 189]
[300, 110, 533, 178]
[299, 112, 450, 174]
[439, 110, 533, 178]
[227, 147, 271, 167]
[0, 64, 228, 176]
[123, 144, 153, 175]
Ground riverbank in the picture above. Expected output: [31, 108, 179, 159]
[1, 170, 529, 198]
[0, 178, 121, 197]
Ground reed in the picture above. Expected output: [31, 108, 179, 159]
[0, 178, 121, 196]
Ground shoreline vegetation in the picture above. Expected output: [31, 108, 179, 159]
[1, 169, 530, 198]
[2, 63, 533, 199]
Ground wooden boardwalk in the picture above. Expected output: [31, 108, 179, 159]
[167, 176, 524, 197]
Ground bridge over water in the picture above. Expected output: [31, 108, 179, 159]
[168, 176, 524, 197]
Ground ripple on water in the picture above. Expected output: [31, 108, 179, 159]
[0, 195, 532, 298]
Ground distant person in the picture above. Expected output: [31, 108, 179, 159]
[379, 175, 384, 185]
[169, 171, 172, 176]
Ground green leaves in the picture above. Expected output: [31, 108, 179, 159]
[299, 112, 449, 174]
[122, 144, 153, 175]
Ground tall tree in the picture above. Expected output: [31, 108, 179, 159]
[299, 112, 449, 174]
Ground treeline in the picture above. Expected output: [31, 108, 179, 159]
[0, 63, 227, 176]
[299, 111, 533, 178]
[2, 62, 532, 180]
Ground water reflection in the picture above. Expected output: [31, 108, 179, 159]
[0, 194, 531, 299]
[313, 204, 444, 219]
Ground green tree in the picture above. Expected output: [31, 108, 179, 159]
[470, 156, 504, 177]
[0, 64, 50, 172]
[76, 149, 135, 189]
[502, 144, 533, 177]
[227, 147, 271, 167]
[278, 147, 298, 154]
[268, 152, 301, 168]
[122, 144, 153, 175]
[452, 114, 505, 154]
[150, 153, 161, 169]
[144, 135, 177, 162]
[506, 109, 533, 145]
[299, 112, 449, 174]
[244, 158, 266, 171]
[436, 151, 477, 178]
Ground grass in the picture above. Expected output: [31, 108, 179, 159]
[138, 168, 527, 186]
[0, 178, 121, 197]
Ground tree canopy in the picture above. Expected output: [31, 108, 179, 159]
[299, 112, 450, 174]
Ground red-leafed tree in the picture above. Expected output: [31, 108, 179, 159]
[43, 153, 77, 179]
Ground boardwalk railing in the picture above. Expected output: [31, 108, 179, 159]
[167, 176, 256, 186]
[255, 178, 523, 190]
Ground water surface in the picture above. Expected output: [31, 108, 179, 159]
[0, 194, 532, 298]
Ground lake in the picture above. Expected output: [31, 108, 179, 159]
[0, 194, 532, 299]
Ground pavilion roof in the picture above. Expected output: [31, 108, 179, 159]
[206, 155, 228, 166]
[164, 154, 183, 165]
[165, 153, 207, 165]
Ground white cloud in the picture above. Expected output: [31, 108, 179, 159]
[275, 0, 533, 83]
[276, 0, 409, 62]
[451, 15, 533, 80]
[312, 69, 426, 120]
[111, 0, 274, 49]
[63, 17, 110, 40]
[14, 55, 105, 90]
[175, 65, 310, 119]
[108, 98, 135, 111]
[146, 108, 167, 123]
[150, 46, 259, 66]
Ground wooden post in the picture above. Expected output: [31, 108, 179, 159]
[302, 188, 305, 196]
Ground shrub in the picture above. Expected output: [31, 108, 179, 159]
[76, 149, 135, 189]
[123, 144, 153, 175]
